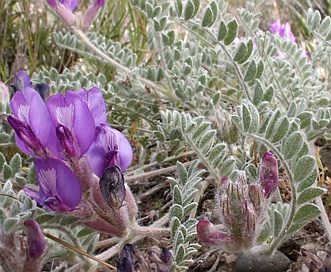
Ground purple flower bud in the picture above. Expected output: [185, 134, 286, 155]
[24, 158, 82, 211]
[148, 248, 172, 272]
[47, 0, 75, 27]
[117, 244, 150, 272]
[260, 152, 279, 198]
[99, 166, 126, 209]
[87, 124, 133, 177]
[23, 220, 46, 259]
[117, 244, 134, 272]
[197, 220, 232, 245]
[81, 0, 105, 32]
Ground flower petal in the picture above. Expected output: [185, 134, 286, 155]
[76, 87, 107, 125]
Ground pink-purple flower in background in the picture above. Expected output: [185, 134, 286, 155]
[270, 19, 296, 43]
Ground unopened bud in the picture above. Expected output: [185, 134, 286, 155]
[99, 166, 126, 209]
[23, 220, 46, 259]
[260, 152, 279, 198]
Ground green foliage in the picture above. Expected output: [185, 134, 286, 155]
[4, 0, 331, 269]
[169, 161, 203, 271]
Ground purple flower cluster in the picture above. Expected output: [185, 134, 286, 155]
[270, 19, 296, 43]
[46, 0, 105, 32]
[197, 152, 279, 252]
[8, 71, 133, 218]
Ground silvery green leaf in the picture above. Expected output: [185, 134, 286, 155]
[263, 85, 274, 102]
[209, 143, 226, 169]
[184, 0, 199, 21]
[199, 130, 216, 154]
[177, 162, 188, 184]
[293, 155, 316, 183]
[3, 163, 13, 180]
[3, 217, 19, 233]
[282, 131, 304, 160]
[241, 101, 259, 133]
[233, 41, 248, 62]
[219, 157, 236, 177]
[175, 0, 183, 16]
[212, 91, 221, 105]
[310, 10, 322, 31]
[170, 204, 184, 220]
[287, 101, 297, 118]
[243, 59, 257, 82]
[319, 16, 331, 34]
[201, 1, 218, 27]
[265, 109, 281, 139]
[252, 80, 263, 105]
[224, 19, 238, 45]
[183, 188, 198, 205]
[270, 116, 290, 143]
[154, 129, 165, 142]
[0, 152, 6, 172]
[175, 244, 186, 264]
[297, 111, 313, 129]
[173, 185, 183, 205]
[192, 122, 210, 140]
[217, 20, 227, 41]
[0, 208, 6, 224]
[287, 203, 320, 235]
[273, 210, 283, 237]
[184, 219, 198, 231]
[175, 226, 186, 246]
[256, 59, 264, 79]
[184, 202, 197, 215]
[297, 188, 325, 205]
[237, 39, 253, 64]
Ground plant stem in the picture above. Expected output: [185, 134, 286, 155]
[95, 214, 169, 261]
[316, 196, 331, 243]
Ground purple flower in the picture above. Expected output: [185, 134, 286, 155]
[75, 87, 107, 125]
[87, 124, 133, 177]
[46, 91, 96, 160]
[260, 152, 279, 198]
[46, 0, 76, 27]
[47, 0, 78, 11]
[117, 244, 150, 272]
[270, 19, 296, 43]
[24, 157, 82, 211]
[23, 220, 46, 259]
[81, 0, 106, 32]
[7, 87, 56, 157]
